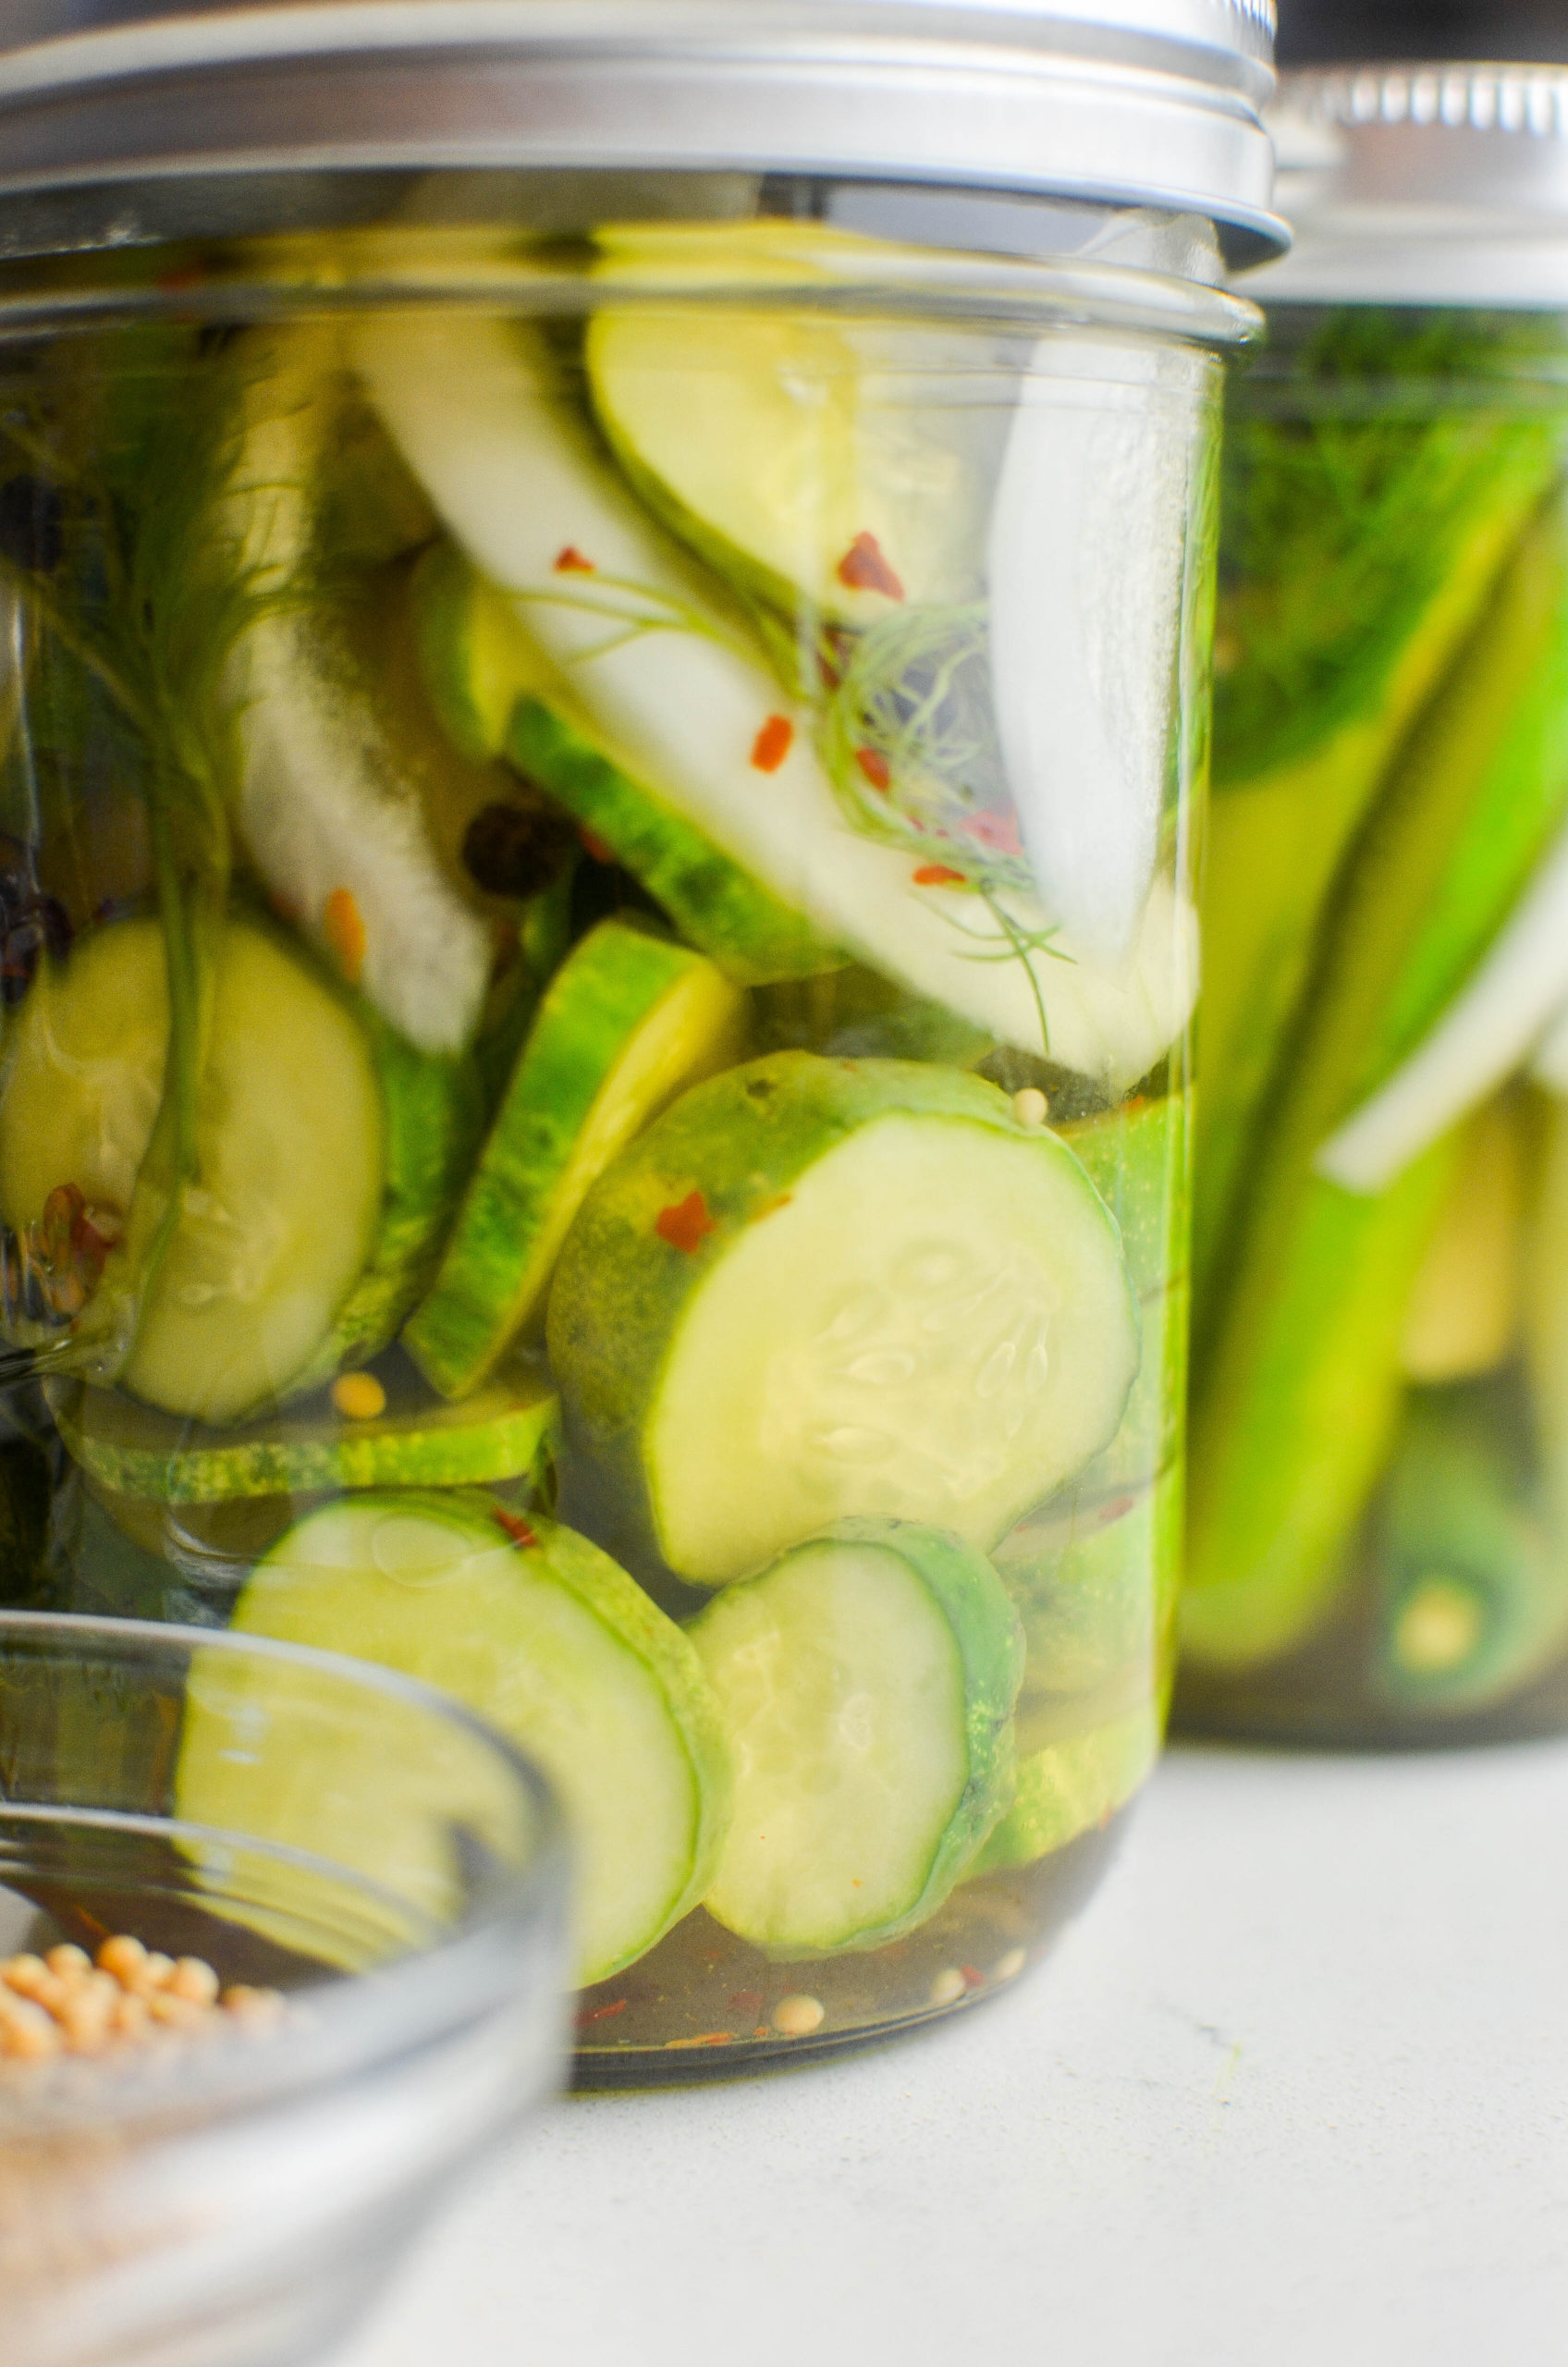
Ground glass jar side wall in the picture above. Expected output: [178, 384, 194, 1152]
[1182, 301, 1568, 1747]
[0, 221, 1220, 2069]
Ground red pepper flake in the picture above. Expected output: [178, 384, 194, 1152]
[579, 828, 616, 865]
[554, 546, 595, 574]
[40, 1184, 86, 1266]
[961, 1966, 986, 1991]
[323, 887, 366, 986]
[855, 746, 892, 794]
[728, 1990, 763, 2017]
[493, 1510, 539, 1550]
[655, 1191, 717, 1255]
[663, 2030, 733, 2049]
[913, 863, 969, 888]
[964, 808, 1025, 858]
[577, 1996, 630, 2026]
[836, 531, 904, 601]
[750, 714, 794, 773]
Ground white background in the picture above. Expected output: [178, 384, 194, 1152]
[337, 1738, 1568, 2367]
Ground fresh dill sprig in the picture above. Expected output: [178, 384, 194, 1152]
[0, 323, 280, 1370]
[511, 567, 762, 668]
[818, 603, 1035, 899]
[1216, 305, 1568, 788]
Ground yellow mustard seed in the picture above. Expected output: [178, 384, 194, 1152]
[96, 1935, 146, 1984]
[331, 1371, 388, 1422]
[169, 1956, 220, 2007]
[771, 1993, 826, 2038]
[1011, 1087, 1049, 1129]
[928, 1968, 968, 2009]
[0, 1932, 281, 2067]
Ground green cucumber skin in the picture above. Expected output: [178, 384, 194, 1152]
[405, 922, 734, 1400]
[507, 697, 837, 986]
[838, 1518, 1026, 1932]
[414, 542, 841, 986]
[1062, 1091, 1190, 1310]
[998, 1466, 1177, 1716]
[970, 1704, 1158, 1876]
[413, 537, 499, 766]
[1196, 410, 1559, 1327]
[1058, 1091, 1190, 1507]
[548, 1051, 1121, 1583]
[1371, 1382, 1568, 1716]
[237, 1493, 733, 1982]
[288, 1008, 486, 1397]
[1187, 494, 1568, 1673]
[1186, 1141, 1458, 1671]
[51, 1374, 556, 1505]
[692, 1516, 1023, 1956]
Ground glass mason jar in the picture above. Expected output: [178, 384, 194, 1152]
[0, 0, 1274, 2077]
[1182, 62, 1568, 1746]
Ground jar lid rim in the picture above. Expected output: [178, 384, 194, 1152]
[0, 0, 1285, 268]
[1251, 61, 1568, 304]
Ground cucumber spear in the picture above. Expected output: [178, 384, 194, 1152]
[1186, 488, 1568, 1671]
[1195, 310, 1563, 1321]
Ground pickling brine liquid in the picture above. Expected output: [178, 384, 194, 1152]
[0, 218, 1217, 2073]
[1181, 303, 1568, 1747]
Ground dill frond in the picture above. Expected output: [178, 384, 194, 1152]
[0, 323, 281, 1368]
[1216, 305, 1568, 787]
[818, 602, 1035, 899]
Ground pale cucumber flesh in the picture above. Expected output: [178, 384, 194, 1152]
[647, 1112, 1137, 1579]
[223, 1496, 730, 1986]
[690, 1522, 1022, 1956]
[227, 325, 501, 1055]
[585, 303, 1002, 621]
[406, 919, 745, 1398]
[0, 918, 385, 1423]
[356, 313, 1196, 1090]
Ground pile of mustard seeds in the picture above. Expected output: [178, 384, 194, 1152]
[0, 1937, 284, 2062]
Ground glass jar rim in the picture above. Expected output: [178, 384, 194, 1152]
[0, 211, 1263, 346]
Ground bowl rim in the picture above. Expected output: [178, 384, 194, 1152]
[0, 1606, 571, 2131]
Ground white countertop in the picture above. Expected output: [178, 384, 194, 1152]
[337, 1737, 1568, 2367]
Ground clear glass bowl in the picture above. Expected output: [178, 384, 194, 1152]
[0, 1610, 570, 2367]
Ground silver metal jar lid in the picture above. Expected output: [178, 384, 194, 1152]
[1255, 60, 1568, 304]
[0, 0, 1283, 264]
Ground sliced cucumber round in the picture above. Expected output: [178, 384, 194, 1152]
[219, 1495, 731, 1985]
[0, 917, 386, 1421]
[49, 1358, 556, 1503]
[413, 539, 839, 987]
[406, 917, 746, 1400]
[287, 1008, 485, 1400]
[689, 1517, 1023, 1956]
[549, 1052, 1139, 1585]
[1371, 1384, 1568, 1714]
[366, 314, 1195, 1085]
[968, 1703, 1158, 1876]
[996, 1468, 1174, 1718]
[584, 301, 1002, 623]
